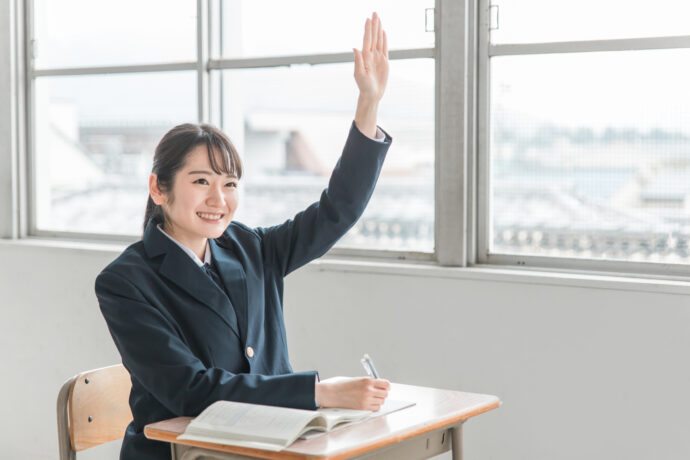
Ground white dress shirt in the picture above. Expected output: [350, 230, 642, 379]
[157, 224, 212, 267]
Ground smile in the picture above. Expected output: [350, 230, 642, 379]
[196, 212, 224, 221]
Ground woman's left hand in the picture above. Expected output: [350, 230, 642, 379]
[353, 12, 389, 103]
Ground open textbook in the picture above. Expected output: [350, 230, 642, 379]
[177, 399, 415, 452]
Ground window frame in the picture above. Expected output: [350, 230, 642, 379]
[0, 0, 24, 240]
[6, 0, 690, 278]
[475, 0, 690, 277]
[18, 0, 453, 262]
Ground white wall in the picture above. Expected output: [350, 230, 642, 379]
[1, 241, 689, 459]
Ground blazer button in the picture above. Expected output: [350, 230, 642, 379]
[246, 346, 254, 358]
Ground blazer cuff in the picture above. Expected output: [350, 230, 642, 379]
[292, 370, 320, 410]
[314, 372, 320, 408]
[350, 120, 393, 145]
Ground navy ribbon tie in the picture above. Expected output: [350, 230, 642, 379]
[202, 261, 245, 339]
[202, 263, 225, 292]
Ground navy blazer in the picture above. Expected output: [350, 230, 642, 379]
[95, 122, 391, 460]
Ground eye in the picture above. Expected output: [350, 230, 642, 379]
[226, 181, 238, 188]
[194, 178, 209, 185]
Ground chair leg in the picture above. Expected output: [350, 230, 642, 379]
[57, 377, 76, 460]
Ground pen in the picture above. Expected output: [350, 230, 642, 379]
[360, 353, 380, 379]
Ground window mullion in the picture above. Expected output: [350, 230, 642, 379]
[466, 0, 479, 265]
[197, 0, 209, 123]
[436, 0, 472, 266]
[0, 0, 18, 238]
[476, 0, 491, 264]
[23, 0, 38, 236]
[209, 48, 434, 71]
[32, 62, 198, 77]
[491, 35, 690, 57]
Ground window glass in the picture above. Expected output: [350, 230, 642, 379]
[219, 0, 434, 58]
[491, 0, 690, 45]
[34, 72, 197, 235]
[490, 49, 690, 263]
[34, 0, 196, 69]
[221, 59, 434, 252]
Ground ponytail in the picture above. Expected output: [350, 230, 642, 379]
[143, 195, 165, 233]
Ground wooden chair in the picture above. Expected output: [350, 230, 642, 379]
[57, 364, 133, 460]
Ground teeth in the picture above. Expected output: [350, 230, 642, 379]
[197, 212, 222, 220]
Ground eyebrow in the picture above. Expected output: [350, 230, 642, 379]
[188, 170, 237, 178]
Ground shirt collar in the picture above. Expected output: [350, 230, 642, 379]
[157, 224, 212, 267]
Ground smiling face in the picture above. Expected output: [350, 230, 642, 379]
[150, 143, 239, 257]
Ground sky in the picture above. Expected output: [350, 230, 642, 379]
[33, 0, 690, 134]
[492, 48, 690, 133]
[33, 0, 434, 125]
[490, 0, 690, 132]
[492, 0, 690, 44]
[34, 0, 434, 67]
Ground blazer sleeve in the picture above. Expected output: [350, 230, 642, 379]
[95, 269, 319, 415]
[257, 121, 391, 276]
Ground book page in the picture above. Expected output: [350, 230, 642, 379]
[301, 399, 416, 439]
[181, 401, 321, 446]
[317, 407, 371, 430]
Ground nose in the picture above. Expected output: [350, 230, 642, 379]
[206, 182, 226, 207]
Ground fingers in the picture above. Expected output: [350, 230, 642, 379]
[371, 13, 379, 52]
[353, 48, 364, 74]
[372, 378, 391, 390]
[361, 378, 389, 400]
[376, 15, 384, 52]
[365, 395, 387, 411]
[368, 392, 388, 411]
[368, 381, 389, 405]
[371, 388, 389, 400]
[362, 17, 372, 53]
[352, 48, 364, 76]
[361, 13, 386, 57]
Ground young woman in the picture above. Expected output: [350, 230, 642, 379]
[96, 13, 392, 460]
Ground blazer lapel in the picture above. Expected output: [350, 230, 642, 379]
[143, 222, 241, 339]
[210, 238, 248, 342]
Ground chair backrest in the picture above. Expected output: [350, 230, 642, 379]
[57, 364, 132, 460]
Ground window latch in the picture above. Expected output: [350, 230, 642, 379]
[490, 4, 500, 30]
[425, 7, 435, 33]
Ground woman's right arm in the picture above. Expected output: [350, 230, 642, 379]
[96, 269, 319, 415]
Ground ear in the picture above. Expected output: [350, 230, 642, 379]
[149, 174, 167, 205]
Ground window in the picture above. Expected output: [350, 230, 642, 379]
[479, 0, 690, 273]
[30, 0, 687, 276]
[28, 0, 436, 255]
[212, 0, 435, 253]
[31, 0, 198, 237]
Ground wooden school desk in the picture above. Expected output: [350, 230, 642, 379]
[145, 383, 500, 460]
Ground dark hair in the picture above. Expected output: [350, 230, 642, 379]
[143, 123, 243, 233]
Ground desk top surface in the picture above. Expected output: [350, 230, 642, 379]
[144, 382, 500, 460]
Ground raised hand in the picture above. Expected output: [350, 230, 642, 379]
[353, 12, 389, 139]
[353, 12, 389, 103]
